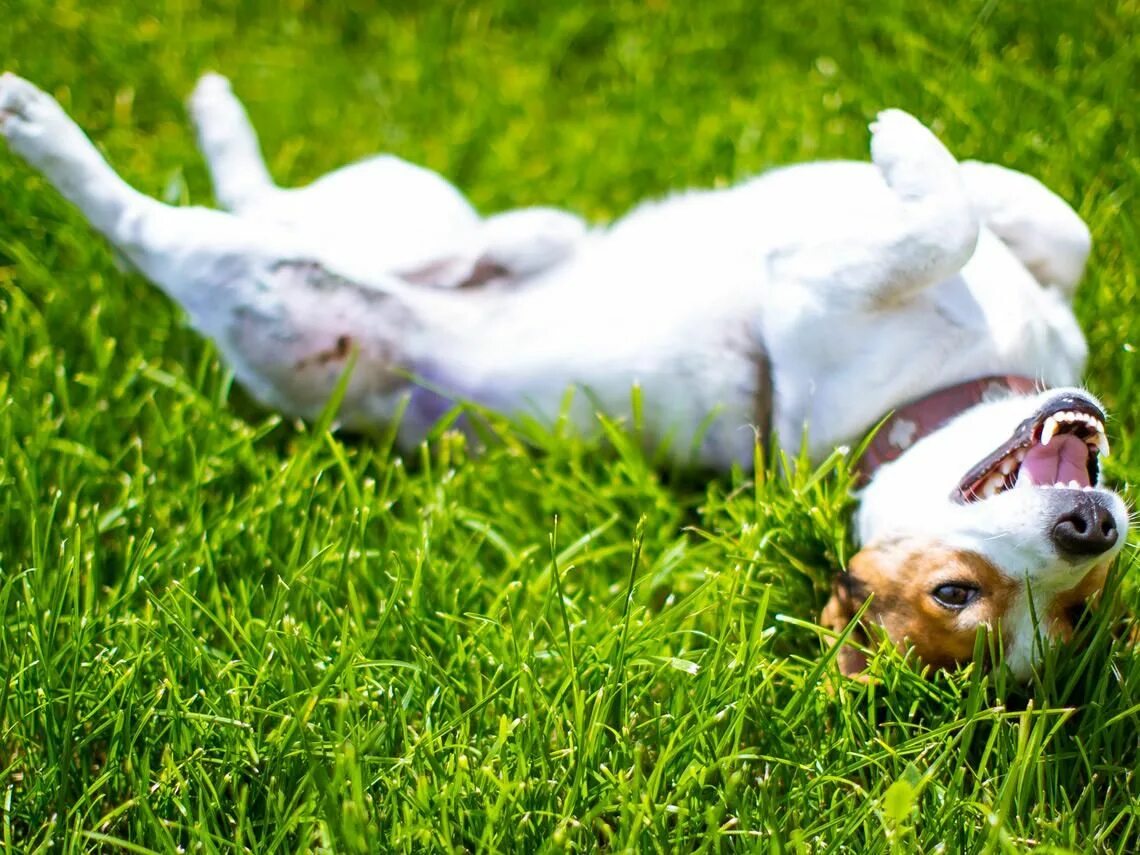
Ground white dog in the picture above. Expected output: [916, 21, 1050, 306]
[0, 71, 1127, 678]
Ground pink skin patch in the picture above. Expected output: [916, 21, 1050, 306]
[1019, 434, 1090, 487]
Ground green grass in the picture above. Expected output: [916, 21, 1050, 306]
[1, 0, 1139, 851]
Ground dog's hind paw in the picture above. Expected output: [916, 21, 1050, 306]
[0, 72, 46, 133]
[187, 71, 275, 211]
[188, 72, 234, 114]
[0, 72, 87, 167]
[870, 109, 961, 202]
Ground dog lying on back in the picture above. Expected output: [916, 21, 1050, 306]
[0, 71, 1127, 679]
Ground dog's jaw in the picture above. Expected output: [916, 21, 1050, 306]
[857, 388, 1123, 544]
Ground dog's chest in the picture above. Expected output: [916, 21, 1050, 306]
[765, 229, 1086, 459]
[949, 230, 1087, 376]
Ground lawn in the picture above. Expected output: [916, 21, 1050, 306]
[1, 0, 1139, 851]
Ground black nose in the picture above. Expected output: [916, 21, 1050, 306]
[1050, 494, 1118, 558]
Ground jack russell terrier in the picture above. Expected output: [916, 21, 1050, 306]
[0, 71, 1128, 679]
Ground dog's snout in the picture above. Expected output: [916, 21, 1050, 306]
[1050, 493, 1119, 558]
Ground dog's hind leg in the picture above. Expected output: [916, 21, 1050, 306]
[959, 160, 1091, 295]
[0, 73, 296, 323]
[0, 73, 152, 236]
[774, 110, 978, 308]
[1, 73, 445, 429]
[186, 72, 482, 279]
[0, 72, 334, 391]
[187, 72, 276, 212]
[187, 72, 581, 288]
[399, 206, 588, 287]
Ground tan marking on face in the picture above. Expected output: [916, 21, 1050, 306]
[1046, 562, 1108, 641]
[824, 541, 1019, 671]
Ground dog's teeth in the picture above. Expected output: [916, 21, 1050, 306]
[1015, 448, 1026, 462]
[1068, 479, 1081, 489]
[1000, 458, 1015, 475]
[982, 474, 1004, 497]
[1040, 416, 1059, 446]
[1097, 431, 1110, 457]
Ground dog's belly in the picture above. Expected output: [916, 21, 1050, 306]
[437, 270, 773, 467]
[398, 162, 1087, 466]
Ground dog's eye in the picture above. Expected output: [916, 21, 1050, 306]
[931, 583, 980, 609]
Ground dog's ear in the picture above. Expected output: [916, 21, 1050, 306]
[821, 568, 870, 677]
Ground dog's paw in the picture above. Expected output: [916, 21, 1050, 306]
[0, 72, 47, 135]
[187, 72, 253, 154]
[0, 73, 81, 162]
[187, 72, 250, 134]
[188, 72, 233, 114]
[870, 109, 960, 201]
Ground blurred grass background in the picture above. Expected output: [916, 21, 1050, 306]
[1, 0, 1139, 851]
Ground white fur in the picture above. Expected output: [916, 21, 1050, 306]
[1, 72, 1121, 676]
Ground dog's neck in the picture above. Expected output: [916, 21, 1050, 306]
[856, 375, 1041, 482]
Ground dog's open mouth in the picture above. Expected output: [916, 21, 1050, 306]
[954, 395, 1109, 504]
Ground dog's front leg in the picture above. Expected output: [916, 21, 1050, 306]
[959, 160, 1091, 295]
[772, 110, 979, 308]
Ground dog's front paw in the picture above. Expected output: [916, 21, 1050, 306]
[870, 109, 960, 201]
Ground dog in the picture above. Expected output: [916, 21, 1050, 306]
[0, 71, 1128, 679]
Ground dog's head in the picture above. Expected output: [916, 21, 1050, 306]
[827, 387, 1128, 679]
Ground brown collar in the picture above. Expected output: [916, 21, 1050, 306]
[855, 375, 1041, 483]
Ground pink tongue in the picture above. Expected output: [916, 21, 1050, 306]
[1021, 434, 1090, 487]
